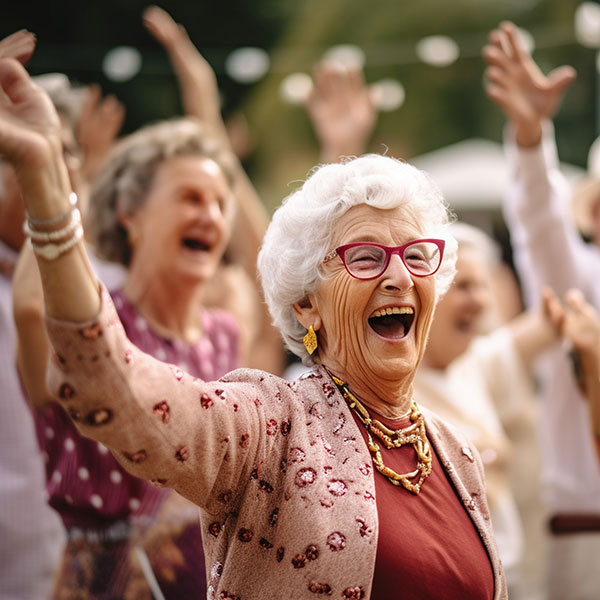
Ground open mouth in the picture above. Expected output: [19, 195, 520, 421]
[368, 306, 415, 339]
[182, 237, 210, 252]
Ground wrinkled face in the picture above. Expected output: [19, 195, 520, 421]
[424, 246, 491, 369]
[309, 203, 438, 384]
[126, 156, 231, 284]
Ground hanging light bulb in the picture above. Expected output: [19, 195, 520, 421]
[225, 47, 270, 83]
[415, 35, 459, 67]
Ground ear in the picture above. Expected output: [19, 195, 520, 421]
[292, 293, 322, 332]
[116, 196, 140, 246]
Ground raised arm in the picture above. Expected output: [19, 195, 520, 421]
[143, 5, 284, 374]
[12, 242, 53, 409]
[142, 5, 225, 136]
[304, 60, 378, 163]
[482, 21, 595, 302]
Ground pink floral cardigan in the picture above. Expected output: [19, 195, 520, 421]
[45, 286, 506, 600]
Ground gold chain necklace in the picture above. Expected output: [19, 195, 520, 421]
[327, 370, 433, 494]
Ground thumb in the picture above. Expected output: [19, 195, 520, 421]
[547, 65, 577, 95]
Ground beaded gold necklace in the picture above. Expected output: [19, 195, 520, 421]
[328, 370, 433, 495]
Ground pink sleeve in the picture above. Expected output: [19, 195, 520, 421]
[44, 284, 268, 510]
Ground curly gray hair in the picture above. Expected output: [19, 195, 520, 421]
[258, 154, 458, 364]
[87, 117, 236, 266]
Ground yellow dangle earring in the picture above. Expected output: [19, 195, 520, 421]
[303, 325, 318, 355]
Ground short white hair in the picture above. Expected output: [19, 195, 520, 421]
[258, 154, 458, 364]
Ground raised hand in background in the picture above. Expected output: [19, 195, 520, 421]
[77, 84, 125, 184]
[482, 21, 576, 147]
[305, 60, 377, 163]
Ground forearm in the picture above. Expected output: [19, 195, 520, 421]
[15, 243, 97, 408]
[503, 123, 587, 299]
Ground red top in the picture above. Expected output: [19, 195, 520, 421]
[350, 408, 495, 599]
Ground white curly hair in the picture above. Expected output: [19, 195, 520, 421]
[258, 154, 458, 364]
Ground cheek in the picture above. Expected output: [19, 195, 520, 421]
[416, 281, 437, 340]
[322, 278, 364, 339]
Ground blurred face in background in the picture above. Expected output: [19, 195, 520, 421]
[123, 155, 232, 287]
[422, 245, 491, 370]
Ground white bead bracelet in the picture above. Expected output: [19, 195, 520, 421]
[24, 208, 81, 242]
[30, 225, 84, 260]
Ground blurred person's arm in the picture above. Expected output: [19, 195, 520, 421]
[12, 243, 54, 409]
[544, 287, 600, 461]
[305, 60, 377, 163]
[506, 304, 558, 367]
[482, 21, 593, 303]
[143, 5, 284, 374]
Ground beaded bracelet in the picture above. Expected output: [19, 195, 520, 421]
[29, 225, 84, 260]
[26, 192, 78, 228]
[24, 208, 81, 242]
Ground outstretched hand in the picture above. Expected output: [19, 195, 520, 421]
[482, 21, 576, 147]
[305, 61, 377, 163]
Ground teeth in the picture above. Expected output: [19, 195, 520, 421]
[370, 306, 414, 318]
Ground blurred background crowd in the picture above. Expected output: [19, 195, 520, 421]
[2, 1, 600, 599]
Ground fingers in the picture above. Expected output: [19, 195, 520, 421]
[541, 286, 565, 332]
[547, 65, 577, 95]
[487, 26, 512, 57]
[143, 5, 181, 44]
[482, 44, 510, 69]
[79, 84, 100, 122]
[0, 58, 37, 104]
[0, 29, 37, 65]
[0, 59, 61, 170]
[101, 95, 126, 134]
[501, 21, 526, 61]
[310, 61, 363, 105]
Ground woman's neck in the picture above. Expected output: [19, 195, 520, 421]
[321, 363, 414, 420]
[123, 266, 206, 343]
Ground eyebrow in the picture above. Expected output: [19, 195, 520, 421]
[341, 234, 380, 245]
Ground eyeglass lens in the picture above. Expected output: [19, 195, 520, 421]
[343, 242, 441, 278]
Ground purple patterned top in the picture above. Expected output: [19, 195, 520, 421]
[35, 288, 241, 530]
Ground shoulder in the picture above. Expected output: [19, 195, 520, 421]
[422, 406, 470, 446]
[422, 406, 486, 480]
[218, 365, 329, 409]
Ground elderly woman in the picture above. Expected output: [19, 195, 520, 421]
[0, 59, 505, 599]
